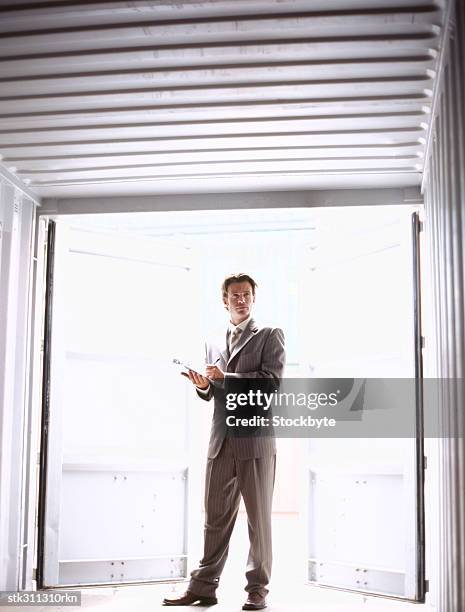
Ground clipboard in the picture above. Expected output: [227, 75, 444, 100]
[172, 358, 204, 377]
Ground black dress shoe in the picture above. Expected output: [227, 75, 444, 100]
[162, 590, 218, 606]
[242, 592, 267, 610]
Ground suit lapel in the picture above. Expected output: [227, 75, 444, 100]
[206, 329, 229, 368]
[228, 318, 259, 365]
[220, 330, 229, 365]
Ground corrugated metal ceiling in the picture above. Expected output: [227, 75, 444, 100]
[0, 0, 447, 197]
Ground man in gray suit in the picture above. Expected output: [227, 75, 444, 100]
[163, 273, 285, 610]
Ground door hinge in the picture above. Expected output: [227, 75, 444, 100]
[419, 220, 424, 232]
[424, 579, 429, 593]
[421, 336, 426, 349]
[32, 567, 37, 581]
[424, 456, 428, 469]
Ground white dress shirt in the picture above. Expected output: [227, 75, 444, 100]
[227, 315, 251, 352]
[197, 316, 252, 393]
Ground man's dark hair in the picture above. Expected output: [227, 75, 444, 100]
[221, 273, 257, 298]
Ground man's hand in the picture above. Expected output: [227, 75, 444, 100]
[182, 369, 210, 390]
[205, 364, 224, 380]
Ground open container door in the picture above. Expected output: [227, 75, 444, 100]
[38, 219, 202, 587]
[301, 206, 425, 601]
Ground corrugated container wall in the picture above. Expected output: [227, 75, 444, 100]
[0, 176, 36, 590]
[423, 0, 465, 610]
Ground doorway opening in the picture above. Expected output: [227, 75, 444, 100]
[35, 204, 425, 606]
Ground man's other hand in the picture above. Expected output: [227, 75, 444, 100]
[205, 364, 224, 380]
[182, 369, 210, 390]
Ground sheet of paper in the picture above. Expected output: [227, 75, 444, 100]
[172, 358, 206, 377]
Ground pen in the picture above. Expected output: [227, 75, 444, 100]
[206, 358, 220, 368]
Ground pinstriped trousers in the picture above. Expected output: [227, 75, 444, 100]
[188, 437, 276, 598]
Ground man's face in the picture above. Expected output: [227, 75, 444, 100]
[223, 281, 255, 324]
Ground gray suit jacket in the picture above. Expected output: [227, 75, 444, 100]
[197, 318, 285, 459]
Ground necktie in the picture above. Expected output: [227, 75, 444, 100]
[229, 327, 242, 353]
